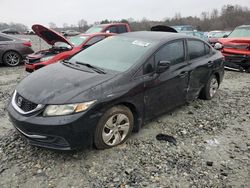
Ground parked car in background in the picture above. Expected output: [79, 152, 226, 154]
[8, 31, 224, 150]
[25, 24, 114, 72]
[24, 29, 35, 35]
[0, 33, 33, 66]
[171, 25, 195, 32]
[208, 31, 231, 47]
[180, 31, 208, 41]
[61, 30, 80, 36]
[1, 28, 20, 35]
[215, 25, 250, 72]
[85, 23, 131, 34]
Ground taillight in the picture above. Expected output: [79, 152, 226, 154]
[23, 41, 32, 47]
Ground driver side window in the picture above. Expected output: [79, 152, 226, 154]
[155, 40, 185, 65]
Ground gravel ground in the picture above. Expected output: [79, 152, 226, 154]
[0, 35, 250, 188]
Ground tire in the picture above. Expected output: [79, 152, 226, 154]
[245, 67, 250, 73]
[200, 74, 219, 100]
[94, 105, 134, 150]
[3, 51, 21, 67]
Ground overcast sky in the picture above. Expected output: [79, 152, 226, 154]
[0, 0, 249, 28]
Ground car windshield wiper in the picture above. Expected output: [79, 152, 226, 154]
[75, 61, 106, 74]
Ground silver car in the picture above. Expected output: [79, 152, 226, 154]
[0, 33, 34, 66]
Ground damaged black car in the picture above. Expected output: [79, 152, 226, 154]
[8, 31, 224, 150]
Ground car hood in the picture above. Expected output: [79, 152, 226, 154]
[16, 63, 116, 104]
[219, 38, 250, 46]
[32, 24, 73, 47]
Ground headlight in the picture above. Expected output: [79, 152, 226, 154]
[40, 56, 54, 62]
[43, 100, 96, 116]
[214, 43, 223, 50]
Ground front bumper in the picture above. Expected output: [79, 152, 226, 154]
[25, 62, 46, 73]
[223, 53, 250, 71]
[7, 103, 102, 150]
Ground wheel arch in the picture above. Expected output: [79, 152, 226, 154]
[213, 72, 221, 85]
[114, 102, 142, 133]
[2, 50, 22, 62]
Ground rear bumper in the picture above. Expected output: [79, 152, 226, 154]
[7, 103, 102, 150]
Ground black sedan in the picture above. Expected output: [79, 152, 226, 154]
[0, 33, 34, 66]
[8, 31, 224, 150]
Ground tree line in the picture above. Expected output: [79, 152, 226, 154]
[1, 4, 250, 33]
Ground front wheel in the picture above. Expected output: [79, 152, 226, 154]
[200, 75, 219, 100]
[94, 105, 134, 150]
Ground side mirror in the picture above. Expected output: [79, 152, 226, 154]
[214, 43, 223, 50]
[156, 61, 170, 73]
[223, 34, 228, 38]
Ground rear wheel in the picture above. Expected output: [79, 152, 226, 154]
[200, 75, 219, 100]
[94, 105, 134, 149]
[3, 51, 21, 66]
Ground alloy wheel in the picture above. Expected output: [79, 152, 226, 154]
[4, 52, 20, 66]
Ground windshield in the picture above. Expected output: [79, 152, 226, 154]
[69, 35, 88, 46]
[85, 26, 104, 34]
[228, 27, 250, 38]
[70, 36, 155, 72]
[54, 35, 88, 48]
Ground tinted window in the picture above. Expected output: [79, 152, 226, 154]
[155, 40, 185, 65]
[85, 36, 105, 46]
[117, 25, 127, 33]
[188, 40, 206, 60]
[0, 35, 12, 41]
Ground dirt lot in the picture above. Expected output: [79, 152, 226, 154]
[0, 35, 250, 188]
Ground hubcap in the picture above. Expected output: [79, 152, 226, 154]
[209, 77, 218, 98]
[102, 113, 130, 146]
[6, 52, 20, 66]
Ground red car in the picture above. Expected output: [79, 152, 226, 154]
[216, 25, 250, 72]
[25, 24, 114, 72]
[85, 23, 131, 34]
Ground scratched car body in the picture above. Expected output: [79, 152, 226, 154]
[8, 31, 224, 150]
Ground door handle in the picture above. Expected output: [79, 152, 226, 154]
[178, 71, 188, 78]
[208, 61, 213, 67]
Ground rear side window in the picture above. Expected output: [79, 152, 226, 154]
[0, 36, 12, 41]
[155, 40, 185, 65]
[117, 25, 127, 33]
[85, 36, 105, 46]
[188, 40, 206, 60]
[106, 26, 117, 33]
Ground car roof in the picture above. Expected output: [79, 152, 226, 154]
[119, 31, 196, 43]
[79, 33, 114, 37]
[237, 25, 250, 28]
[95, 23, 127, 27]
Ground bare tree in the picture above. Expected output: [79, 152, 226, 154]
[49, 22, 57, 29]
[78, 19, 88, 31]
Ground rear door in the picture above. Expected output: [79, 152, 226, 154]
[144, 39, 189, 120]
[186, 39, 213, 100]
[0, 35, 13, 60]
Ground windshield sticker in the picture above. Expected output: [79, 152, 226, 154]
[132, 40, 150, 47]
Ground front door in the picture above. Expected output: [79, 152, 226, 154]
[144, 39, 189, 120]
